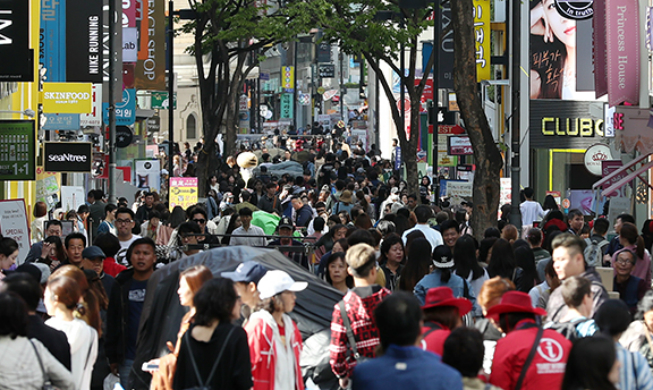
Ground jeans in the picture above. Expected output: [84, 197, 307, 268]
[119, 359, 134, 390]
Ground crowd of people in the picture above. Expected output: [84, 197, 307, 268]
[4, 137, 653, 390]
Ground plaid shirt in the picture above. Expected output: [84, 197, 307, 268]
[329, 285, 391, 378]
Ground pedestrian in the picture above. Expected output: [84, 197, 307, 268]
[25, 220, 64, 263]
[0, 236, 19, 280]
[611, 222, 652, 287]
[324, 252, 353, 294]
[544, 276, 598, 339]
[561, 336, 620, 390]
[397, 237, 432, 293]
[114, 208, 143, 264]
[221, 261, 269, 317]
[488, 291, 571, 390]
[245, 270, 307, 390]
[0, 291, 75, 390]
[230, 208, 267, 247]
[378, 233, 405, 291]
[44, 275, 99, 390]
[621, 291, 653, 369]
[520, 187, 544, 237]
[350, 291, 463, 390]
[454, 234, 489, 316]
[421, 286, 473, 356]
[97, 203, 118, 236]
[442, 327, 503, 390]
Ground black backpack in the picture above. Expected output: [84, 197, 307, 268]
[544, 317, 591, 341]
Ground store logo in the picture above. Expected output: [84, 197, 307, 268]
[48, 153, 88, 162]
[537, 338, 564, 363]
[555, 0, 593, 20]
[44, 142, 92, 173]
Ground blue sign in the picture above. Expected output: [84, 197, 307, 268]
[103, 89, 136, 125]
[43, 114, 80, 130]
[394, 146, 401, 171]
[259, 72, 270, 81]
[41, 0, 67, 81]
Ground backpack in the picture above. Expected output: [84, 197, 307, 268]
[544, 317, 591, 342]
[584, 237, 609, 268]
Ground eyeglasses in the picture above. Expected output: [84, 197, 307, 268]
[193, 219, 206, 224]
[615, 258, 635, 266]
[115, 219, 133, 225]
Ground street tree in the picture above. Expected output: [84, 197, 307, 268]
[182, 0, 314, 194]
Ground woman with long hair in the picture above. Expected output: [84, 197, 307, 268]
[414, 245, 475, 309]
[325, 252, 353, 294]
[44, 275, 99, 390]
[222, 213, 242, 246]
[50, 265, 103, 337]
[612, 222, 652, 287]
[246, 270, 307, 390]
[561, 336, 620, 390]
[487, 239, 526, 291]
[453, 235, 489, 316]
[398, 237, 432, 292]
[41, 235, 68, 271]
[542, 194, 559, 217]
[150, 265, 213, 390]
[0, 236, 19, 280]
[173, 277, 252, 390]
[378, 233, 405, 291]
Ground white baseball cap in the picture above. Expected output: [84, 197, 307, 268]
[257, 270, 308, 299]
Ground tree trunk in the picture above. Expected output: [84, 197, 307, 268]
[404, 98, 422, 198]
[451, 0, 503, 241]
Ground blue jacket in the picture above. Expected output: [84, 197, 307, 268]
[414, 269, 477, 311]
[352, 344, 463, 390]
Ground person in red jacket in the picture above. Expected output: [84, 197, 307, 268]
[488, 291, 572, 390]
[420, 286, 472, 356]
[245, 270, 307, 390]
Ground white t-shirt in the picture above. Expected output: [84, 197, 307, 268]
[401, 223, 443, 251]
[520, 200, 544, 226]
[116, 234, 143, 265]
[45, 317, 98, 390]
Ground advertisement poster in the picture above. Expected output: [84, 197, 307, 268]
[40, 0, 67, 82]
[61, 186, 86, 212]
[0, 120, 35, 181]
[134, 159, 161, 192]
[169, 177, 198, 211]
[0, 200, 30, 265]
[135, 0, 165, 90]
[36, 167, 61, 211]
[66, 0, 103, 83]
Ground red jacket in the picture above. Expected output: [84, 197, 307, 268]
[420, 322, 450, 357]
[490, 320, 571, 390]
[103, 257, 127, 277]
[245, 311, 304, 390]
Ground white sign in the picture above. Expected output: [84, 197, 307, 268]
[122, 28, 138, 62]
[604, 104, 616, 137]
[446, 181, 473, 197]
[134, 159, 161, 192]
[584, 143, 612, 176]
[79, 84, 102, 126]
[500, 178, 512, 206]
[608, 197, 631, 231]
[0, 200, 30, 265]
[61, 186, 86, 212]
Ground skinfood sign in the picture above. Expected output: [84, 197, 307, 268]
[530, 100, 606, 149]
[42, 83, 93, 114]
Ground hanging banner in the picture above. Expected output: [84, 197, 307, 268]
[123, 0, 137, 27]
[0, 0, 33, 81]
[135, 0, 165, 90]
[43, 142, 93, 173]
[605, 0, 640, 106]
[280, 93, 294, 119]
[169, 177, 198, 211]
[79, 84, 102, 126]
[0, 121, 36, 181]
[66, 0, 103, 83]
[594, 0, 608, 98]
[0, 200, 30, 265]
[41, 0, 67, 82]
[60, 186, 86, 212]
[134, 159, 161, 192]
[102, 89, 136, 125]
[472, 0, 491, 81]
[43, 114, 80, 130]
[282, 66, 294, 92]
[123, 27, 138, 63]
[42, 83, 93, 114]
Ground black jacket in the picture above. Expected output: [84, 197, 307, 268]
[27, 314, 71, 370]
[105, 268, 136, 365]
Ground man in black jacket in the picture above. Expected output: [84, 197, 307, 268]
[105, 237, 157, 390]
[1, 271, 71, 370]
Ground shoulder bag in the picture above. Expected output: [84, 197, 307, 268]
[514, 326, 544, 390]
[339, 300, 368, 363]
[29, 339, 56, 390]
[183, 326, 236, 390]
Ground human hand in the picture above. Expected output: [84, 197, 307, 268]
[338, 377, 349, 389]
[110, 363, 119, 376]
[41, 242, 52, 259]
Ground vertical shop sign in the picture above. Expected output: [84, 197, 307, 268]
[282, 66, 294, 92]
[472, 0, 490, 81]
[0, 0, 33, 81]
[41, 0, 67, 81]
[280, 93, 294, 119]
[135, 0, 165, 90]
[66, 0, 103, 83]
[605, 0, 640, 106]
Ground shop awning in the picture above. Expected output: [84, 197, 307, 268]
[592, 153, 653, 197]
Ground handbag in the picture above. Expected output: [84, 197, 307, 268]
[183, 326, 236, 390]
[29, 339, 56, 390]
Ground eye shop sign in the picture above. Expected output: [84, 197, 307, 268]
[42, 83, 93, 114]
[44, 142, 92, 173]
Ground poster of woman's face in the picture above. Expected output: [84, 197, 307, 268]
[530, 0, 578, 99]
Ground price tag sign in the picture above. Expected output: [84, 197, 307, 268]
[0, 120, 35, 181]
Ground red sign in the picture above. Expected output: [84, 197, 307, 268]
[448, 136, 473, 155]
[437, 125, 465, 134]
[396, 98, 411, 112]
[415, 78, 434, 101]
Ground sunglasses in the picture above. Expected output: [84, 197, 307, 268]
[193, 219, 206, 224]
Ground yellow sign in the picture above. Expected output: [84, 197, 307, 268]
[473, 0, 491, 82]
[42, 83, 93, 114]
[169, 177, 198, 211]
[282, 66, 294, 92]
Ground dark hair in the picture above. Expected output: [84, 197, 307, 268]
[45, 220, 63, 230]
[93, 233, 121, 258]
[567, 208, 584, 220]
[404, 230, 426, 257]
[414, 205, 432, 223]
[484, 227, 501, 239]
[526, 228, 543, 246]
[2, 273, 42, 311]
[0, 237, 18, 258]
[193, 278, 238, 325]
[169, 206, 187, 229]
[487, 239, 517, 279]
[126, 237, 157, 266]
[240, 191, 251, 202]
[593, 218, 610, 236]
[440, 219, 460, 234]
[346, 229, 375, 247]
[423, 306, 461, 330]
[34, 202, 48, 218]
[514, 246, 536, 292]
[325, 252, 353, 288]
[442, 327, 485, 378]
[104, 203, 118, 216]
[560, 276, 591, 308]
[620, 222, 645, 259]
[399, 238, 432, 292]
[0, 291, 28, 338]
[64, 232, 87, 249]
[454, 235, 484, 280]
[178, 221, 202, 236]
[616, 213, 636, 225]
[498, 312, 535, 333]
[552, 233, 586, 260]
[561, 336, 617, 390]
[543, 195, 558, 211]
[313, 217, 325, 232]
[478, 237, 498, 263]
[238, 207, 253, 217]
[374, 292, 423, 351]
[595, 299, 632, 336]
[116, 207, 135, 220]
[523, 187, 534, 199]
[379, 233, 404, 266]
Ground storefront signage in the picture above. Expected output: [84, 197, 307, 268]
[0, 200, 30, 265]
[151, 91, 176, 109]
[40, 0, 66, 82]
[448, 136, 473, 155]
[136, 0, 165, 90]
[42, 83, 93, 114]
[605, 0, 640, 106]
[122, 27, 138, 63]
[472, 0, 491, 81]
[318, 64, 335, 78]
[282, 66, 294, 92]
[103, 88, 136, 125]
[0, 0, 32, 81]
[530, 101, 606, 149]
[43, 114, 80, 131]
[115, 126, 133, 148]
[169, 177, 198, 211]
[0, 121, 35, 181]
[66, 0, 103, 83]
[79, 84, 102, 126]
[280, 93, 293, 119]
[555, 0, 594, 19]
[44, 142, 92, 172]
[584, 143, 612, 176]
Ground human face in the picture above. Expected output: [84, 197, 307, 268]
[240, 214, 252, 229]
[333, 227, 347, 241]
[279, 290, 297, 313]
[0, 249, 18, 270]
[46, 224, 62, 237]
[192, 214, 207, 232]
[145, 195, 154, 207]
[339, 214, 347, 225]
[81, 257, 104, 275]
[235, 281, 259, 308]
[106, 208, 117, 222]
[443, 228, 459, 248]
[181, 232, 198, 246]
[615, 218, 624, 234]
[542, 0, 576, 48]
[407, 198, 416, 209]
[130, 244, 156, 275]
[387, 243, 404, 263]
[177, 277, 193, 307]
[569, 215, 584, 233]
[279, 227, 292, 243]
[328, 258, 347, 284]
[332, 243, 344, 254]
[232, 286, 243, 319]
[643, 310, 653, 332]
[384, 205, 392, 215]
[552, 246, 584, 280]
[615, 252, 636, 278]
[267, 186, 276, 197]
[66, 239, 85, 266]
[115, 213, 135, 238]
